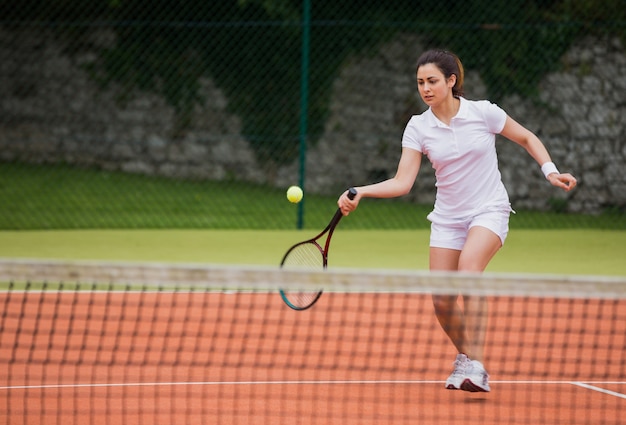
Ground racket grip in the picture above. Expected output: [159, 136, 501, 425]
[347, 187, 357, 200]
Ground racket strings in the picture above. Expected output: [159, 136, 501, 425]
[281, 243, 325, 309]
[282, 243, 325, 270]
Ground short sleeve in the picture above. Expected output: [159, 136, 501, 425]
[481, 101, 507, 134]
[401, 116, 424, 153]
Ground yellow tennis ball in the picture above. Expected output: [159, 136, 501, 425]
[286, 186, 303, 203]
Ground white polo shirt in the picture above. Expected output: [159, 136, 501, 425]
[402, 97, 510, 222]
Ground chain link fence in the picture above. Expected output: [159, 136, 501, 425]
[0, 1, 624, 230]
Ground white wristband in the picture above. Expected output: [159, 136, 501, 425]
[541, 162, 559, 179]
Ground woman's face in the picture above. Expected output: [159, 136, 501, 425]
[416, 63, 455, 107]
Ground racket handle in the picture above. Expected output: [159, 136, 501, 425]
[347, 187, 357, 200]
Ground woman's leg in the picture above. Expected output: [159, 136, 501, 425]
[431, 226, 502, 392]
[430, 247, 466, 352]
[458, 226, 502, 361]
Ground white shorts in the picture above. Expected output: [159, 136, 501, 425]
[429, 209, 512, 251]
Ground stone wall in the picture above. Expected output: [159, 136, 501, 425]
[1, 29, 624, 213]
[0, 28, 264, 183]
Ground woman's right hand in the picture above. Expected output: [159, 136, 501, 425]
[338, 188, 360, 216]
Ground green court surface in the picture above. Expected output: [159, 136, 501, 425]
[0, 229, 624, 276]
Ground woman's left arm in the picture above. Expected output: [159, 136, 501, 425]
[500, 116, 577, 192]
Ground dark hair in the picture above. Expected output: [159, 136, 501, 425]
[416, 50, 465, 97]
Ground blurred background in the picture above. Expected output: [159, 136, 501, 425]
[0, 0, 624, 230]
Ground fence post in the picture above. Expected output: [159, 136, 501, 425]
[297, 0, 311, 229]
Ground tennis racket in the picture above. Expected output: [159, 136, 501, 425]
[279, 187, 357, 310]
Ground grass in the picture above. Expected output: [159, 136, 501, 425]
[1, 162, 624, 230]
[1, 162, 625, 276]
[0, 162, 428, 229]
[0, 229, 625, 276]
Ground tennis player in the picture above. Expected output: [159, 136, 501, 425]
[337, 49, 577, 392]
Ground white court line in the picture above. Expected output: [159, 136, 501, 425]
[572, 382, 626, 399]
[1, 380, 625, 392]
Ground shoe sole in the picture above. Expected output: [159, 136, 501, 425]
[460, 378, 490, 393]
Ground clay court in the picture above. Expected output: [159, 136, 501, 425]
[1, 289, 624, 424]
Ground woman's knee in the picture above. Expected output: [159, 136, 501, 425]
[432, 294, 457, 314]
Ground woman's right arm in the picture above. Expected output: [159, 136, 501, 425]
[338, 148, 422, 215]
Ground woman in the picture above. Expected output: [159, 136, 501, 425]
[337, 49, 576, 393]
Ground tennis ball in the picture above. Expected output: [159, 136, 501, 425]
[286, 186, 303, 203]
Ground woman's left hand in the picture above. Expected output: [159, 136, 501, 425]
[548, 173, 577, 192]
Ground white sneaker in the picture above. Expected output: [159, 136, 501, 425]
[445, 353, 470, 390]
[461, 360, 491, 392]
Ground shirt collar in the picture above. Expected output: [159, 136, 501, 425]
[425, 96, 468, 127]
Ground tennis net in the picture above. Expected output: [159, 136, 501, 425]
[0, 259, 624, 424]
